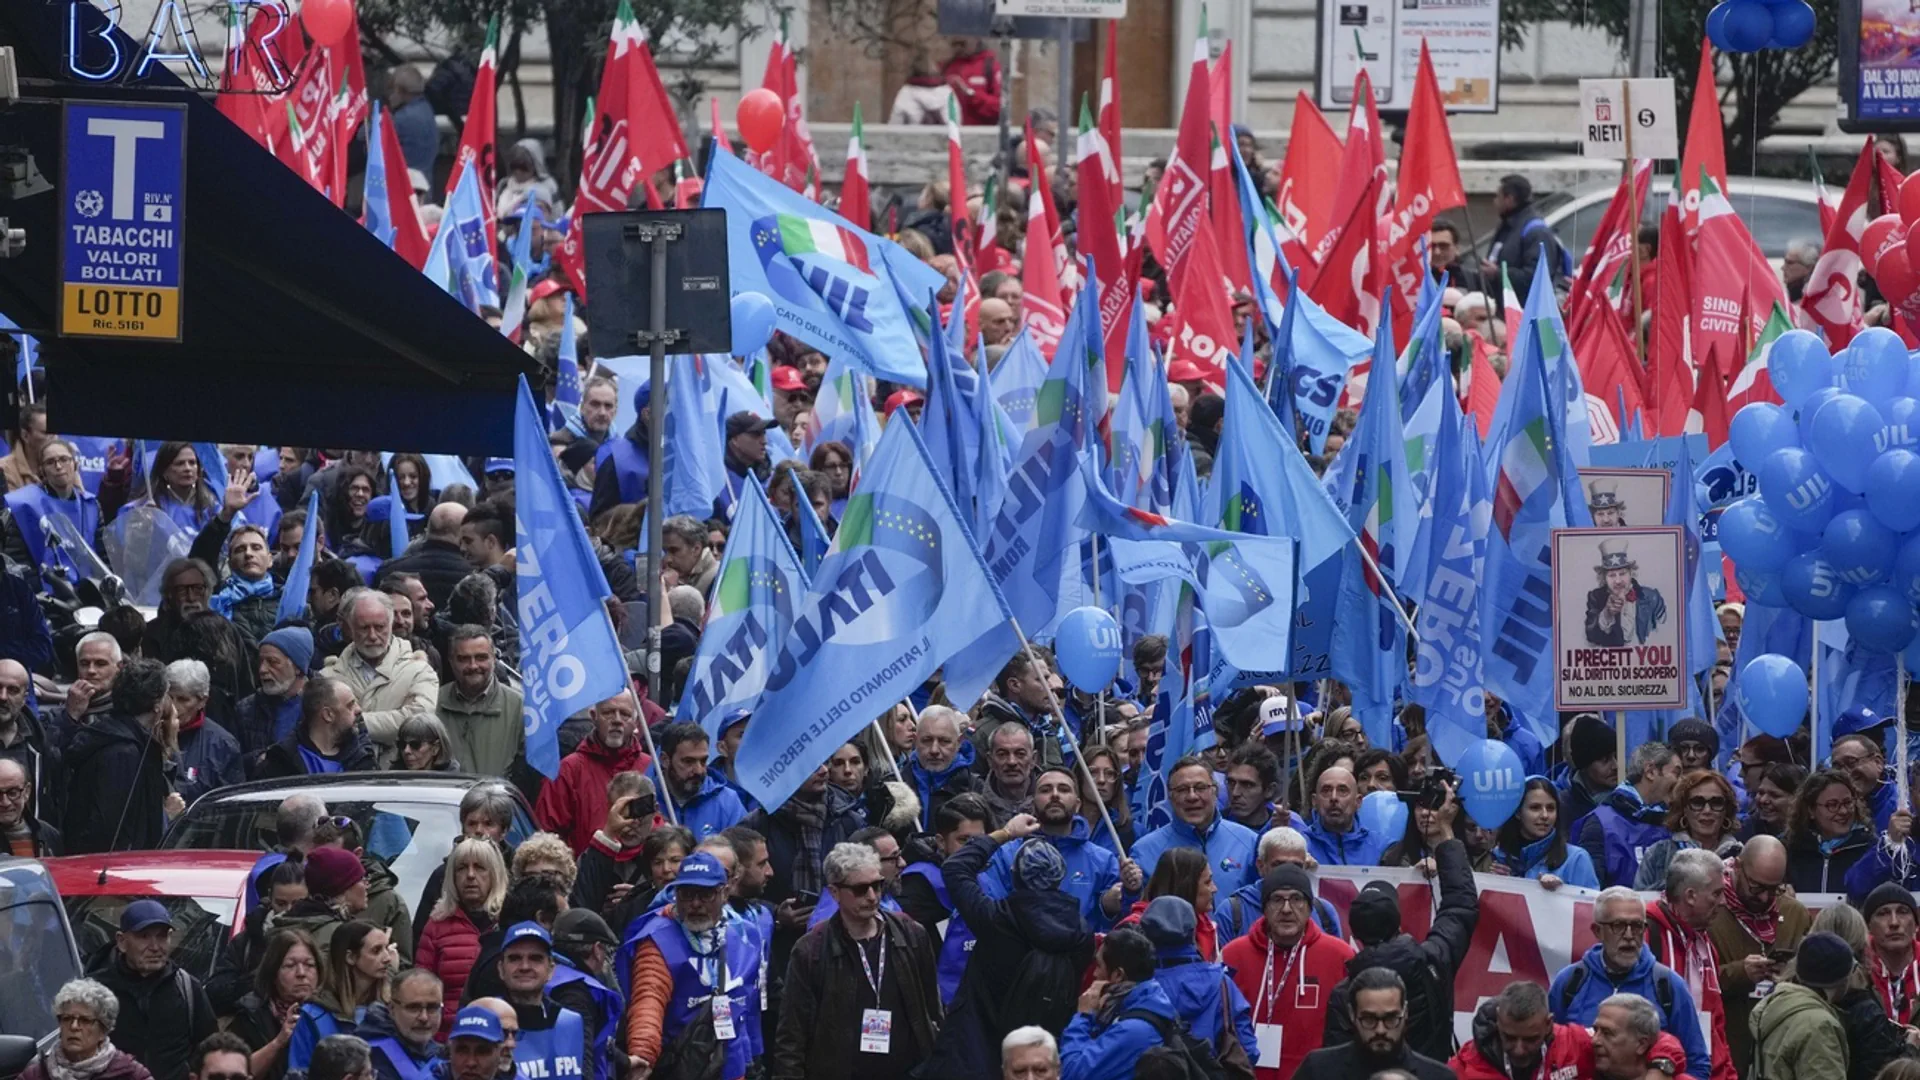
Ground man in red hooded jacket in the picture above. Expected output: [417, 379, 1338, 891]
[1221, 864, 1354, 1080]
[941, 37, 1001, 126]
[533, 692, 652, 854]
[1645, 849, 1735, 1080]
[1451, 983, 1697, 1080]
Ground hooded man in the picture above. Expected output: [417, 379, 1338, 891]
[1139, 896, 1257, 1063]
[1562, 713, 1619, 832]
[1577, 741, 1680, 889]
[904, 706, 983, 829]
[1546, 886, 1710, 1074]
[1222, 864, 1357, 1078]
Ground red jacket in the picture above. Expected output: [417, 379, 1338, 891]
[533, 736, 651, 854]
[1449, 1020, 1697, 1080]
[941, 49, 1001, 126]
[416, 907, 486, 1036]
[1647, 899, 1735, 1080]
[1221, 912, 1354, 1079]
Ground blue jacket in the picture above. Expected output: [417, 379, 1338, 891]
[981, 819, 1122, 926]
[1498, 834, 1601, 890]
[667, 773, 748, 840]
[1301, 814, 1392, 867]
[1212, 880, 1341, 944]
[231, 690, 303, 761]
[174, 716, 245, 808]
[1131, 814, 1259, 892]
[1060, 979, 1180, 1080]
[1547, 943, 1708, 1075]
[1844, 837, 1920, 905]
[904, 741, 982, 830]
[1149, 946, 1258, 1060]
[1577, 785, 1671, 889]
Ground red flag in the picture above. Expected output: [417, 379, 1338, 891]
[1465, 331, 1502, 438]
[1647, 189, 1695, 437]
[841, 103, 872, 232]
[1275, 92, 1340, 282]
[373, 104, 430, 269]
[1691, 171, 1787, 369]
[710, 98, 734, 155]
[576, 4, 689, 217]
[1312, 71, 1388, 271]
[1209, 127, 1255, 302]
[1210, 41, 1234, 142]
[1146, 19, 1213, 294]
[1168, 221, 1238, 389]
[1076, 98, 1134, 396]
[759, 28, 820, 196]
[1572, 291, 1648, 436]
[1021, 181, 1067, 358]
[1803, 139, 1877, 346]
[1691, 345, 1732, 448]
[1310, 171, 1385, 340]
[945, 92, 971, 256]
[1565, 163, 1651, 341]
[1385, 43, 1466, 348]
[445, 17, 499, 261]
[1098, 21, 1124, 214]
[1680, 40, 1727, 230]
[333, 4, 368, 141]
[1025, 124, 1073, 299]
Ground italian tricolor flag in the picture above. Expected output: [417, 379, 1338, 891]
[779, 215, 872, 273]
[1493, 417, 1550, 539]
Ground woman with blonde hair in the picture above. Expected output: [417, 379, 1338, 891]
[288, 921, 393, 1071]
[511, 832, 579, 894]
[415, 838, 507, 1033]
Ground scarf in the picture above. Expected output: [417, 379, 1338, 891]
[1504, 832, 1559, 876]
[1608, 784, 1667, 825]
[44, 1041, 120, 1080]
[209, 573, 274, 617]
[783, 793, 827, 896]
[1653, 901, 1720, 1005]
[1877, 950, 1920, 1025]
[1093, 979, 1139, 1029]
[1722, 858, 1778, 946]
[1820, 824, 1867, 855]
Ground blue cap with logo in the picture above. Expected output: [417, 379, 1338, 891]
[482, 457, 515, 476]
[674, 851, 730, 890]
[502, 921, 553, 952]
[450, 1006, 506, 1044]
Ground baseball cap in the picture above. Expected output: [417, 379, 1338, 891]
[120, 899, 173, 933]
[450, 1005, 506, 1044]
[528, 279, 566, 305]
[725, 412, 778, 439]
[770, 366, 808, 393]
[674, 851, 730, 890]
[1259, 694, 1302, 735]
[501, 921, 553, 952]
[882, 389, 924, 417]
[553, 909, 619, 949]
[482, 457, 515, 476]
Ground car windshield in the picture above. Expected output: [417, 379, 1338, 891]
[167, 796, 533, 916]
[67, 894, 236, 980]
[0, 865, 80, 1038]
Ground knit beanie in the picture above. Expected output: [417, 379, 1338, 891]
[261, 626, 316, 673]
[305, 846, 366, 898]
[1796, 932, 1857, 989]
[1260, 865, 1314, 907]
[1864, 882, 1918, 922]
[1349, 880, 1403, 946]
[1569, 715, 1617, 773]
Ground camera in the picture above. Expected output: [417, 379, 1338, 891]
[1399, 766, 1458, 810]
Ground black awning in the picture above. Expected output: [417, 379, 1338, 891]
[0, 2, 539, 455]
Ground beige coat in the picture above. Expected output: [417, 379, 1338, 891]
[323, 638, 439, 767]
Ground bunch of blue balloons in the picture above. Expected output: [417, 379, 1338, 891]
[1705, 0, 1815, 52]
[1722, 327, 1920, 664]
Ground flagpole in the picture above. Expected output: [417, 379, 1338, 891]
[625, 683, 679, 828]
[1900, 652, 1909, 813]
[872, 718, 905, 785]
[1349, 535, 1422, 643]
[1621, 80, 1647, 363]
[1091, 532, 1109, 747]
[1009, 616, 1130, 862]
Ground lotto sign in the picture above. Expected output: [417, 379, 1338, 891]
[60, 102, 186, 341]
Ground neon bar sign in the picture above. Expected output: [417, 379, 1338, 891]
[66, 0, 295, 90]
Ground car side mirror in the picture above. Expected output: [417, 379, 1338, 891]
[0, 1035, 39, 1080]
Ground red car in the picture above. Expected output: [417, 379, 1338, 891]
[45, 850, 260, 979]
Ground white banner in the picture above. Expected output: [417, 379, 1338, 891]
[1310, 866, 1845, 1046]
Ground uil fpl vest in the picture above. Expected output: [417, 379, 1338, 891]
[901, 861, 974, 1005]
[639, 914, 761, 1078]
[512, 1008, 585, 1080]
[367, 1037, 439, 1080]
[546, 963, 621, 1080]
[604, 436, 649, 503]
[4, 485, 99, 581]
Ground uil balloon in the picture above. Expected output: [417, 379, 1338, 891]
[1734, 654, 1808, 738]
[1729, 402, 1801, 468]
[1357, 790, 1408, 843]
[1841, 328, 1911, 401]
[1846, 586, 1920, 653]
[1758, 447, 1838, 533]
[1883, 398, 1920, 454]
[729, 292, 777, 356]
[1821, 509, 1898, 585]
[1781, 550, 1856, 620]
[1717, 495, 1798, 572]
[1765, 330, 1834, 409]
[1808, 394, 1887, 494]
[1733, 565, 1788, 607]
[1867, 449, 1920, 533]
[1796, 387, 1842, 448]
[1457, 739, 1527, 827]
[1054, 607, 1124, 693]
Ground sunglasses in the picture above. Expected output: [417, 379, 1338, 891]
[402, 739, 437, 751]
[838, 879, 884, 897]
[1686, 796, 1729, 812]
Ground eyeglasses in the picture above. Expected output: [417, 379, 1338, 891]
[838, 879, 884, 896]
[55, 1014, 102, 1027]
[1817, 798, 1858, 815]
[1355, 1011, 1404, 1030]
[1686, 796, 1730, 812]
[1832, 753, 1881, 771]
[1673, 742, 1710, 757]
[0, 786, 27, 803]
[1597, 920, 1648, 937]
[1268, 894, 1311, 910]
[41, 455, 75, 468]
[1744, 877, 1786, 900]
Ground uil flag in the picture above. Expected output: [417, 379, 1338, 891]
[386, 472, 410, 561]
[276, 489, 322, 625]
[444, 15, 498, 263]
[732, 417, 1019, 809]
[512, 375, 630, 778]
[680, 476, 808, 741]
[1802, 138, 1875, 347]
[1275, 91, 1341, 276]
[423, 165, 499, 313]
[705, 150, 943, 387]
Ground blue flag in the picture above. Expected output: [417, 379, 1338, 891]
[702, 150, 941, 387]
[731, 416, 1019, 809]
[1109, 290, 1177, 514]
[679, 477, 809, 741]
[993, 330, 1050, 435]
[974, 345, 1013, 532]
[1271, 284, 1370, 455]
[1263, 270, 1301, 440]
[916, 295, 982, 534]
[385, 472, 409, 561]
[812, 350, 880, 470]
[663, 355, 727, 518]
[423, 163, 499, 313]
[551, 294, 583, 433]
[512, 374, 630, 778]
[361, 104, 403, 253]
[276, 488, 321, 626]
[795, 483, 831, 577]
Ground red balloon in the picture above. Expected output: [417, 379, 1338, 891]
[1879, 245, 1920, 314]
[302, 0, 355, 45]
[1903, 171, 1920, 224]
[1864, 213, 1906, 278]
[736, 88, 785, 155]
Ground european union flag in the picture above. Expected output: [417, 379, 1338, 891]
[731, 417, 1018, 809]
[993, 330, 1049, 435]
[276, 488, 321, 626]
[513, 374, 630, 778]
[423, 164, 499, 313]
[703, 150, 941, 387]
[679, 476, 808, 741]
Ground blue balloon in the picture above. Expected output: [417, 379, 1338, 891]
[1053, 606, 1123, 693]
[1894, 531, 1920, 605]
[1847, 586, 1920, 653]
[1810, 394, 1888, 494]
[1734, 653, 1808, 738]
[1729, 402, 1801, 470]
[1821, 509, 1897, 585]
[729, 291, 778, 357]
[1718, 494, 1798, 572]
[1759, 447, 1838, 533]
[1764, 0, 1814, 47]
[1868, 450, 1920, 532]
[1706, 2, 1734, 50]
[1734, 565, 1788, 607]
[1357, 789, 1408, 842]
[1883, 398, 1920, 454]
[1721, 0, 1774, 51]
[1797, 387, 1843, 446]
[1457, 739, 1527, 828]
[1781, 550, 1857, 619]
[1769, 329, 1835, 407]
[1844, 328, 1912, 401]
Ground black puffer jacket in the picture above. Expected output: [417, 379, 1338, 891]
[61, 711, 171, 854]
[90, 957, 217, 1080]
[1837, 985, 1920, 1080]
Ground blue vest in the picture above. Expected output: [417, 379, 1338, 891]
[900, 862, 973, 1006]
[513, 1008, 586, 1080]
[604, 437, 649, 504]
[5, 485, 99, 582]
[546, 964, 621, 1080]
[638, 915, 760, 1079]
[368, 1037, 439, 1080]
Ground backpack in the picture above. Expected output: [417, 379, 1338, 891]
[1118, 1008, 1228, 1080]
[998, 943, 1086, 1037]
[1555, 964, 1675, 1020]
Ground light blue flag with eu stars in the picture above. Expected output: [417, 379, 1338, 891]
[679, 475, 809, 742]
[992, 329, 1049, 435]
[512, 374, 630, 779]
[702, 150, 941, 388]
[731, 416, 1019, 810]
[423, 164, 498, 313]
[276, 488, 321, 626]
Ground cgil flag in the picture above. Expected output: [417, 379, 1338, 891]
[731, 416, 1020, 809]
[680, 476, 808, 740]
[707, 149, 942, 387]
[512, 374, 630, 778]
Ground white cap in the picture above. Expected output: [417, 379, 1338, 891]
[1259, 694, 1302, 735]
